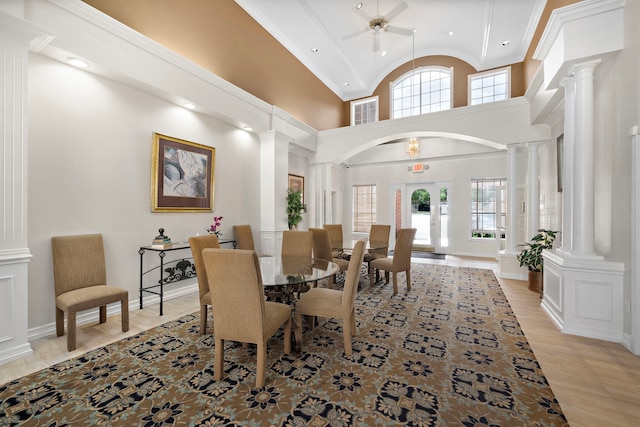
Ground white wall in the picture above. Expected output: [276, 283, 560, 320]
[27, 55, 262, 329]
[342, 152, 510, 257]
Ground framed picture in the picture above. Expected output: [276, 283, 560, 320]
[557, 134, 564, 193]
[151, 133, 215, 212]
[288, 174, 304, 203]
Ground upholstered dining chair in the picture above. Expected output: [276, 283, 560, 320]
[369, 228, 417, 294]
[367, 224, 391, 261]
[188, 234, 221, 335]
[202, 248, 292, 389]
[233, 224, 255, 251]
[51, 233, 129, 352]
[294, 240, 366, 356]
[310, 227, 349, 285]
[281, 230, 313, 257]
[323, 224, 343, 257]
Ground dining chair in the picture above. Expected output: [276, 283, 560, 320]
[202, 248, 292, 388]
[367, 224, 391, 260]
[310, 227, 349, 285]
[233, 224, 255, 251]
[294, 240, 366, 356]
[281, 230, 313, 257]
[51, 234, 129, 351]
[188, 234, 221, 335]
[323, 224, 343, 258]
[369, 228, 417, 294]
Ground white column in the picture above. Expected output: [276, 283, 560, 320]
[0, 11, 51, 364]
[258, 130, 290, 256]
[526, 142, 540, 239]
[631, 125, 640, 354]
[505, 144, 519, 253]
[559, 76, 576, 253]
[571, 60, 600, 256]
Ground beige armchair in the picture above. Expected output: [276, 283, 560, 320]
[188, 234, 221, 335]
[203, 248, 291, 388]
[369, 228, 417, 294]
[294, 240, 366, 356]
[310, 227, 349, 285]
[282, 230, 313, 257]
[51, 234, 129, 351]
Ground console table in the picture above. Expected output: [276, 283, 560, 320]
[139, 239, 236, 315]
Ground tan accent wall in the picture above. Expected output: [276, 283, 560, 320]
[523, 0, 583, 89]
[83, 0, 347, 130]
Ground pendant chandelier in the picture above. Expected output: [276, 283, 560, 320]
[406, 30, 420, 160]
[407, 137, 420, 158]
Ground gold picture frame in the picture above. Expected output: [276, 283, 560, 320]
[288, 174, 304, 203]
[151, 133, 215, 212]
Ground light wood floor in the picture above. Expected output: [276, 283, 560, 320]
[2, 255, 639, 426]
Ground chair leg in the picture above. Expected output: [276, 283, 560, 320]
[392, 272, 399, 295]
[368, 263, 374, 286]
[283, 318, 292, 355]
[121, 298, 129, 332]
[214, 337, 225, 381]
[342, 318, 352, 356]
[256, 342, 267, 389]
[385, 271, 390, 284]
[99, 305, 107, 324]
[406, 269, 412, 291]
[67, 312, 77, 352]
[293, 313, 303, 352]
[199, 305, 208, 335]
[56, 308, 65, 337]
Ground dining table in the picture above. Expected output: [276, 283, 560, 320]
[258, 255, 339, 304]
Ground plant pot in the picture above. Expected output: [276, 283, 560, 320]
[528, 270, 543, 293]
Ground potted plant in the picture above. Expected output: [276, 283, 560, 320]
[516, 229, 557, 293]
[286, 189, 307, 230]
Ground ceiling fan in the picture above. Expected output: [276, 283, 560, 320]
[343, 1, 414, 52]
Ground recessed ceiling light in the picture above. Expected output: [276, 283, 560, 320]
[381, 50, 388, 57]
[67, 58, 88, 68]
[357, 3, 363, 9]
[183, 103, 196, 110]
[448, 31, 454, 36]
[311, 47, 318, 53]
[344, 82, 350, 86]
[502, 40, 511, 46]
[243, 126, 253, 131]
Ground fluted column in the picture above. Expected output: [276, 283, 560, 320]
[559, 76, 576, 252]
[526, 142, 540, 239]
[505, 144, 519, 253]
[571, 60, 600, 256]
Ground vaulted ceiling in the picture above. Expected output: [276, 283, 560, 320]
[235, 0, 547, 100]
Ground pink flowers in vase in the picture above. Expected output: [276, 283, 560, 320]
[207, 216, 223, 237]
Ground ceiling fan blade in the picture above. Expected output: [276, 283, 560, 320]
[384, 1, 408, 22]
[342, 28, 369, 41]
[385, 25, 414, 37]
[373, 32, 380, 52]
[355, 6, 372, 23]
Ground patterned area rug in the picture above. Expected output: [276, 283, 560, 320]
[0, 264, 568, 426]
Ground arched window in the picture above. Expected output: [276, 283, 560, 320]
[391, 66, 452, 119]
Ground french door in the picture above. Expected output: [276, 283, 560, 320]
[394, 182, 451, 254]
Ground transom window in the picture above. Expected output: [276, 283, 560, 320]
[350, 96, 378, 125]
[469, 67, 510, 105]
[353, 184, 376, 233]
[391, 66, 452, 119]
[471, 178, 506, 239]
